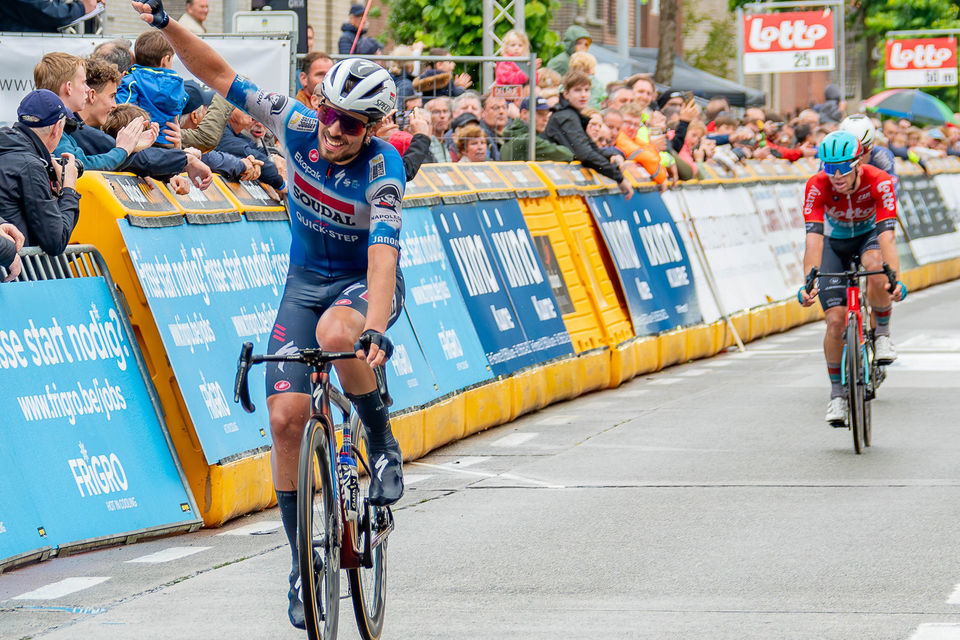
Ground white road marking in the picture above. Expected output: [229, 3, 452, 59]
[410, 461, 565, 488]
[702, 359, 735, 367]
[491, 432, 539, 447]
[443, 456, 490, 468]
[216, 520, 283, 536]
[403, 474, 432, 485]
[617, 389, 651, 396]
[126, 547, 210, 564]
[674, 369, 709, 377]
[908, 623, 960, 639]
[887, 354, 960, 372]
[13, 577, 111, 600]
[745, 349, 821, 355]
[648, 378, 682, 385]
[946, 583, 960, 604]
[534, 414, 573, 425]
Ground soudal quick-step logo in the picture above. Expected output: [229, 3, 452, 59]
[68, 441, 129, 498]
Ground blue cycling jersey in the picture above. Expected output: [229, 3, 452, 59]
[226, 75, 405, 278]
[867, 145, 897, 182]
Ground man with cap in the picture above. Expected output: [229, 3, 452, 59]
[0, 90, 82, 256]
[500, 95, 574, 161]
[339, 4, 370, 55]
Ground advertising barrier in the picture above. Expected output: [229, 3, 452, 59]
[1, 276, 199, 566]
[118, 218, 290, 464]
[898, 173, 960, 264]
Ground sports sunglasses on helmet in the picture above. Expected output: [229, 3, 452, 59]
[318, 103, 367, 136]
[823, 158, 860, 177]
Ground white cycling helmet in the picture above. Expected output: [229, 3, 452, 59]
[320, 58, 396, 122]
[838, 114, 876, 150]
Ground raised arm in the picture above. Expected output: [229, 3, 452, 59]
[130, 1, 236, 97]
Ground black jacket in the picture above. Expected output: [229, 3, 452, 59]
[69, 115, 189, 180]
[0, 222, 15, 271]
[216, 125, 284, 190]
[541, 97, 623, 183]
[0, 0, 86, 32]
[0, 123, 80, 255]
[402, 134, 433, 182]
[338, 23, 365, 54]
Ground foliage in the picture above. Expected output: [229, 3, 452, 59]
[387, 0, 560, 61]
[683, 0, 737, 79]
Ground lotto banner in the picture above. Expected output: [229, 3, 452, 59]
[398, 206, 493, 396]
[587, 193, 702, 335]
[431, 202, 540, 376]
[119, 218, 292, 464]
[0, 278, 198, 563]
[742, 10, 836, 74]
[885, 38, 958, 88]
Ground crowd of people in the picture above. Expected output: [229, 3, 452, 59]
[3, 1, 960, 278]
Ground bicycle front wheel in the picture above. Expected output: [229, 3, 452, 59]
[298, 417, 341, 640]
[845, 322, 866, 454]
[348, 418, 387, 640]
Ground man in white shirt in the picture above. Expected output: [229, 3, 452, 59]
[178, 0, 208, 34]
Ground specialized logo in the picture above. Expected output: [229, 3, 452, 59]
[275, 340, 299, 373]
[274, 380, 291, 392]
[375, 454, 389, 481]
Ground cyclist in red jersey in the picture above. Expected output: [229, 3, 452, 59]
[798, 130, 905, 426]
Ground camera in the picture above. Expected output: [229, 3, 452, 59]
[52, 156, 84, 181]
[395, 110, 411, 130]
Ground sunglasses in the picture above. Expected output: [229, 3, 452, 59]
[318, 103, 367, 136]
[823, 158, 860, 177]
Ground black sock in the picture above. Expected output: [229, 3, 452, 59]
[347, 389, 396, 452]
[276, 490, 298, 568]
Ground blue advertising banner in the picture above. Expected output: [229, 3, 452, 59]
[432, 203, 538, 376]
[383, 310, 440, 411]
[587, 193, 701, 334]
[399, 206, 492, 395]
[119, 219, 291, 463]
[0, 278, 197, 558]
[0, 437, 48, 564]
[474, 199, 574, 361]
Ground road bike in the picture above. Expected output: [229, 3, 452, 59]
[805, 260, 897, 454]
[235, 342, 394, 640]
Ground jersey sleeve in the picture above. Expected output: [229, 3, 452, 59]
[225, 74, 313, 147]
[802, 176, 826, 234]
[871, 170, 898, 233]
[364, 145, 406, 251]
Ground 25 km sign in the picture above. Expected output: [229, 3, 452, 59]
[742, 10, 836, 74]
[885, 38, 958, 88]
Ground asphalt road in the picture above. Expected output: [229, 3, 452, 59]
[2, 279, 960, 640]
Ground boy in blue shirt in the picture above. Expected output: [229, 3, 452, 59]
[117, 30, 187, 145]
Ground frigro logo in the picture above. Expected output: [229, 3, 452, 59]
[68, 441, 129, 498]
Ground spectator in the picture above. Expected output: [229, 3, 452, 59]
[546, 25, 591, 76]
[0, 221, 25, 281]
[387, 46, 419, 111]
[216, 108, 285, 192]
[452, 91, 482, 120]
[537, 68, 562, 92]
[495, 30, 537, 89]
[445, 111, 481, 161]
[631, 75, 657, 112]
[414, 47, 471, 98]
[614, 102, 666, 188]
[480, 94, 508, 160]
[402, 94, 424, 111]
[339, 4, 369, 55]
[569, 52, 602, 110]
[500, 96, 573, 162]
[603, 108, 623, 139]
[608, 87, 635, 111]
[424, 97, 453, 162]
[814, 84, 845, 124]
[92, 39, 135, 75]
[704, 97, 729, 125]
[306, 25, 315, 52]
[0, 90, 80, 255]
[454, 124, 488, 163]
[181, 87, 262, 183]
[179, 0, 209, 35]
[679, 119, 705, 176]
[118, 31, 188, 146]
[542, 70, 633, 199]
[34, 53, 153, 172]
[296, 51, 334, 107]
[180, 84, 232, 153]
[0, 0, 100, 33]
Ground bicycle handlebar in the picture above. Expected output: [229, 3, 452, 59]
[233, 342, 393, 414]
[804, 263, 898, 294]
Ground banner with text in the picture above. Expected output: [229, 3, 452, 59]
[885, 38, 958, 88]
[742, 10, 836, 74]
[399, 206, 493, 395]
[119, 218, 291, 463]
[0, 278, 197, 563]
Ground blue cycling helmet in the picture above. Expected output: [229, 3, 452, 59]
[819, 130, 862, 164]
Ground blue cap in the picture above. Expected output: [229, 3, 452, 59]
[520, 96, 549, 111]
[349, 4, 365, 16]
[182, 80, 214, 115]
[17, 89, 69, 128]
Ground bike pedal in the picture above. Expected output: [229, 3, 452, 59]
[829, 419, 847, 429]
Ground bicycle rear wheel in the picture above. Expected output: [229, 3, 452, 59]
[298, 417, 341, 640]
[845, 322, 866, 454]
[348, 418, 387, 640]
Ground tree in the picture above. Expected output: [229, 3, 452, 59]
[655, 0, 679, 85]
[683, 0, 737, 79]
[387, 0, 560, 61]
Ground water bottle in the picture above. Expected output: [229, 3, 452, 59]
[339, 448, 359, 521]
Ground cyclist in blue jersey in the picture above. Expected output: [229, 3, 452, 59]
[838, 114, 898, 186]
[132, 1, 406, 629]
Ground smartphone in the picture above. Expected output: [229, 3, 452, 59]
[396, 110, 410, 129]
[682, 91, 695, 103]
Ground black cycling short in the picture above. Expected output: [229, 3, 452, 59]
[818, 229, 880, 311]
[266, 265, 405, 396]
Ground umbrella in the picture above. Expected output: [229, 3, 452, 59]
[862, 88, 960, 125]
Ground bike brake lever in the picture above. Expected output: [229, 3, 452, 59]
[882, 262, 898, 293]
[374, 365, 393, 408]
[805, 266, 819, 293]
[234, 341, 256, 414]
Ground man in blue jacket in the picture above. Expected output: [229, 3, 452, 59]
[0, 0, 100, 32]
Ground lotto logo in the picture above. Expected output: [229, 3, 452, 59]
[744, 11, 833, 53]
[887, 39, 956, 70]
